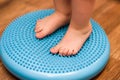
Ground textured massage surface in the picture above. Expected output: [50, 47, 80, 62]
[0, 9, 110, 80]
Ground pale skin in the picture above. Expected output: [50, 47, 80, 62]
[35, 0, 96, 56]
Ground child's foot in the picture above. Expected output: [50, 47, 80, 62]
[35, 11, 70, 38]
[50, 22, 92, 56]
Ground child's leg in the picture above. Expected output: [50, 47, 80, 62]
[71, 0, 95, 27]
[51, 0, 95, 56]
[35, 0, 71, 38]
[54, 0, 71, 16]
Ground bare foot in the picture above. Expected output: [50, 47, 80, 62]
[35, 11, 70, 38]
[50, 22, 92, 56]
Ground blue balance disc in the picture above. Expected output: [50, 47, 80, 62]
[0, 9, 110, 80]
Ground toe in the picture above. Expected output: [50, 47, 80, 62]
[35, 31, 47, 39]
[50, 46, 59, 54]
[50, 47, 58, 54]
[59, 47, 65, 56]
[35, 27, 43, 33]
[67, 49, 73, 56]
[36, 20, 42, 25]
[35, 20, 43, 32]
[63, 48, 69, 56]
[72, 49, 78, 55]
[35, 20, 41, 30]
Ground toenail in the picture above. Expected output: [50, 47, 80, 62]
[35, 30, 37, 32]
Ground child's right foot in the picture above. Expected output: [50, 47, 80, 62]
[35, 11, 70, 38]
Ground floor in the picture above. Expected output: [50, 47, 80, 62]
[0, 0, 120, 80]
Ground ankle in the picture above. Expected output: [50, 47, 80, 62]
[72, 20, 91, 28]
[70, 21, 92, 34]
[55, 11, 71, 19]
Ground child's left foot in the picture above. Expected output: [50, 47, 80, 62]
[50, 22, 92, 56]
